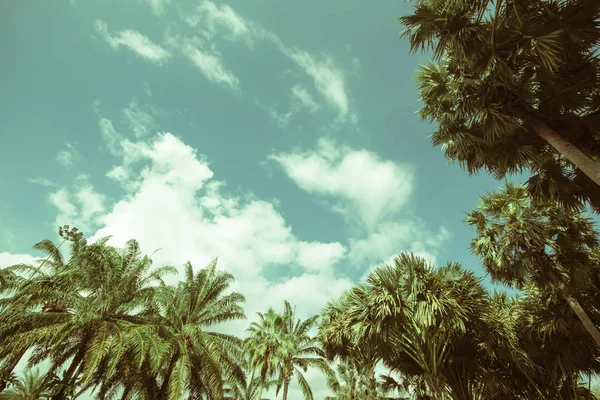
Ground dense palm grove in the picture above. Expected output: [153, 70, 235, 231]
[3, 0, 600, 398]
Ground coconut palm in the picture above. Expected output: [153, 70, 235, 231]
[0, 369, 52, 400]
[400, 0, 600, 210]
[465, 182, 600, 347]
[245, 308, 287, 400]
[0, 236, 176, 400]
[245, 301, 332, 400]
[223, 355, 276, 400]
[109, 259, 247, 400]
[275, 301, 334, 400]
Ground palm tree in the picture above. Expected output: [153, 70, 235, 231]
[246, 301, 332, 400]
[223, 355, 276, 400]
[399, 0, 600, 210]
[0, 236, 176, 399]
[114, 259, 247, 400]
[276, 301, 334, 400]
[513, 284, 600, 399]
[325, 360, 384, 400]
[465, 182, 600, 347]
[0, 369, 52, 400]
[320, 253, 531, 400]
[245, 308, 287, 400]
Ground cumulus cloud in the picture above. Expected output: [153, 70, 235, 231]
[95, 20, 171, 64]
[48, 175, 108, 234]
[0, 252, 39, 268]
[269, 138, 451, 271]
[53, 115, 353, 331]
[268, 138, 414, 230]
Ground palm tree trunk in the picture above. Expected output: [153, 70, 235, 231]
[526, 115, 600, 187]
[158, 352, 179, 398]
[282, 377, 291, 400]
[553, 277, 600, 348]
[51, 350, 85, 400]
[0, 350, 25, 392]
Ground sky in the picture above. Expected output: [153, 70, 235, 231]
[0, 0, 515, 397]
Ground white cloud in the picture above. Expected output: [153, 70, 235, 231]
[283, 49, 349, 121]
[95, 20, 171, 64]
[123, 99, 155, 138]
[269, 139, 452, 273]
[291, 84, 320, 112]
[182, 1, 353, 123]
[352, 223, 452, 280]
[188, 1, 255, 44]
[0, 252, 38, 268]
[58, 118, 352, 334]
[180, 40, 240, 90]
[49, 176, 107, 234]
[268, 138, 414, 230]
[144, 0, 170, 15]
[28, 177, 57, 187]
[55, 143, 80, 167]
[297, 241, 345, 273]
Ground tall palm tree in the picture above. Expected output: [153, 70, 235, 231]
[113, 259, 247, 400]
[514, 284, 600, 399]
[0, 369, 52, 400]
[276, 301, 334, 400]
[400, 0, 600, 209]
[246, 301, 332, 400]
[0, 236, 176, 400]
[320, 253, 531, 400]
[245, 308, 287, 400]
[465, 182, 600, 347]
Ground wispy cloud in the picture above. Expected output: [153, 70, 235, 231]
[28, 177, 58, 187]
[123, 99, 155, 138]
[144, 0, 170, 15]
[55, 143, 80, 167]
[188, 1, 255, 44]
[95, 20, 171, 64]
[180, 39, 240, 90]
[291, 84, 320, 113]
[282, 49, 349, 121]
[180, 1, 353, 123]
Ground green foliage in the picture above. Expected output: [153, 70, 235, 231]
[2, 220, 600, 399]
[400, 0, 600, 211]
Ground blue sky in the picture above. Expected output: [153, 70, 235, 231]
[1, 0, 511, 397]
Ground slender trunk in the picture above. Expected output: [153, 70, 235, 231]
[526, 115, 600, 187]
[158, 352, 179, 398]
[553, 277, 600, 348]
[0, 352, 24, 392]
[282, 377, 290, 400]
[51, 350, 85, 400]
